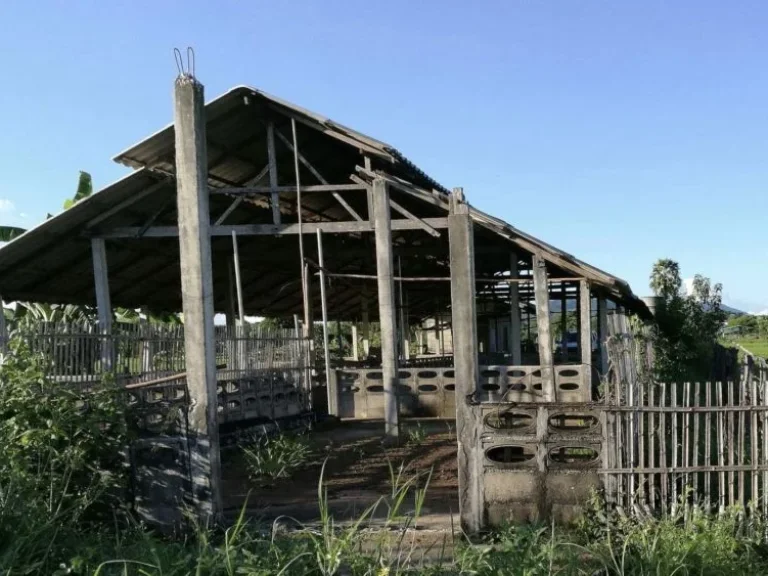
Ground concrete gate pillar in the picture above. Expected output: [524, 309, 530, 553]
[448, 187, 484, 533]
[173, 72, 222, 521]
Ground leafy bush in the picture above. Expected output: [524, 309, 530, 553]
[243, 432, 312, 481]
[0, 342, 129, 572]
[649, 259, 727, 381]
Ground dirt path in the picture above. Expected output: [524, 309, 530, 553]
[221, 419, 460, 523]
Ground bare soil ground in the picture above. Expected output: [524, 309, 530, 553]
[221, 419, 460, 525]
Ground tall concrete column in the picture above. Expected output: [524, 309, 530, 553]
[91, 238, 113, 370]
[532, 253, 554, 402]
[509, 252, 522, 364]
[174, 73, 222, 520]
[372, 178, 399, 439]
[449, 187, 483, 533]
[579, 280, 592, 400]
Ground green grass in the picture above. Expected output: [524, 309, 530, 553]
[728, 337, 768, 359]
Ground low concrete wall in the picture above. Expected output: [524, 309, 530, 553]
[332, 366, 457, 419]
[330, 363, 592, 419]
[478, 404, 603, 524]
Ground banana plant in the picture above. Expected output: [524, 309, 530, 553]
[0, 226, 25, 243]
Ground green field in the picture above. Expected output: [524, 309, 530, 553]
[730, 338, 768, 359]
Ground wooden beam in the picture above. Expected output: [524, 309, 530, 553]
[92, 218, 449, 238]
[213, 196, 244, 225]
[317, 229, 334, 415]
[509, 252, 522, 364]
[389, 199, 440, 238]
[211, 184, 367, 194]
[598, 296, 609, 375]
[273, 129, 364, 221]
[85, 178, 169, 229]
[137, 198, 173, 238]
[532, 253, 554, 402]
[266, 121, 281, 225]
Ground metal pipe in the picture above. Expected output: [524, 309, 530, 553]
[316, 229, 333, 413]
[231, 231, 245, 323]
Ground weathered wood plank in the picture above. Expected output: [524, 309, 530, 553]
[266, 121, 281, 225]
[92, 218, 450, 238]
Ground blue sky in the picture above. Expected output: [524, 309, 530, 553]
[0, 1, 766, 311]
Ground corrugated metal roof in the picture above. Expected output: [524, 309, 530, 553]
[113, 85, 449, 194]
[0, 84, 647, 318]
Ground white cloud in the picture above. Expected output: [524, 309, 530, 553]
[0, 199, 14, 213]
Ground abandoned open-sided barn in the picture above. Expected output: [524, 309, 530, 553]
[10, 74, 761, 531]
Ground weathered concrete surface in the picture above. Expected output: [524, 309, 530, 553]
[174, 74, 222, 520]
[373, 178, 400, 439]
[448, 188, 484, 533]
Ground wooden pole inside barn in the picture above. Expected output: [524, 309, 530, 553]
[372, 178, 400, 439]
[598, 296, 609, 375]
[317, 229, 333, 415]
[509, 252, 521, 365]
[173, 72, 222, 521]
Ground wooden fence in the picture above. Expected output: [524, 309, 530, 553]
[8, 321, 313, 430]
[603, 335, 768, 515]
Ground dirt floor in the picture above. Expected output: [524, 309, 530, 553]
[221, 419, 460, 525]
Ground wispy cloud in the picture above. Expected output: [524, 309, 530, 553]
[0, 199, 14, 213]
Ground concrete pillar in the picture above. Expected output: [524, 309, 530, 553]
[352, 324, 359, 361]
[448, 187, 483, 533]
[174, 73, 222, 521]
[598, 297, 609, 375]
[91, 238, 113, 370]
[579, 280, 592, 400]
[372, 178, 399, 439]
[532, 253, 554, 402]
[509, 253, 522, 364]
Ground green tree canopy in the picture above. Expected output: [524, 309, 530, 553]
[649, 259, 727, 381]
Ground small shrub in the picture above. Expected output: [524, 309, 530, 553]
[243, 432, 311, 481]
[406, 422, 426, 445]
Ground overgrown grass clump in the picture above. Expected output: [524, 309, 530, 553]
[242, 431, 312, 481]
